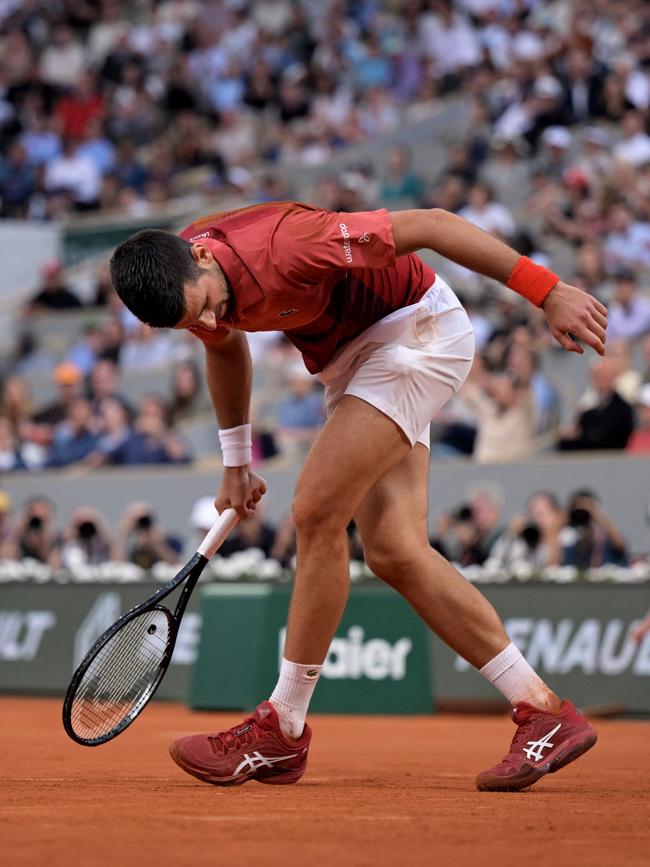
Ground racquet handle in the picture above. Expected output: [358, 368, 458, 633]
[197, 508, 239, 559]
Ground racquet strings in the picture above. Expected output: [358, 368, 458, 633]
[69, 608, 171, 742]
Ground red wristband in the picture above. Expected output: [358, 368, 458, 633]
[506, 256, 559, 307]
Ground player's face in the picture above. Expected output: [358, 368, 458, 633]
[174, 244, 231, 332]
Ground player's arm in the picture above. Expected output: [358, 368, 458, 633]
[204, 330, 266, 519]
[390, 208, 608, 356]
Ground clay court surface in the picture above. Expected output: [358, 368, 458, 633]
[1, 697, 648, 867]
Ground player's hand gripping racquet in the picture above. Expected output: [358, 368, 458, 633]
[62, 508, 239, 746]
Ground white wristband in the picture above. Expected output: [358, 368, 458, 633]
[218, 423, 252, 467]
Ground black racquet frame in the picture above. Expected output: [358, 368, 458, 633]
[62, 509, 238, 746]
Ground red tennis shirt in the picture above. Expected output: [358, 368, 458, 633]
[179, 201, 435, 374]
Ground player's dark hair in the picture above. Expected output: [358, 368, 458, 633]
[109, 230, 200, 328]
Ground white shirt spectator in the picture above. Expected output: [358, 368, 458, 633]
[604, 222, 650, 271]
[419, 10, 482, 76]
[44, 151, 102, 204]
[40, 35, 85, 88]
[608, 296, 650, 342]
[458, 201, 516, 238]
[613, 132, 650, 167]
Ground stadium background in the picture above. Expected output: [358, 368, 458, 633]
[0, 1, 649, 865]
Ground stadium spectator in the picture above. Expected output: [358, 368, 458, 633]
[487, 491, 565, 573]
[606, 271, 650, 342]
[506, 343, 559, 434]
[467, 484, 505, 563]
[275, 367, 325, 453]
[46, 398, 99, 468]
[32, 362, 84, 428]
[18, 113, 62, 168]
[0, 142, 34, 217]
[170, 360, 204, 423]
[65, 324, 105, 376]
[120, 323, 175, 371]
[0, 416, 28, 472]
[379, 146, 424, 207]
[86, 397, 132, 467]
[55, 71, 105, 140]
[558, 358, 634, 451]
[613, 110, 650, 168]
[627, 385, 650, 455]
[40, 24, 85, 89]
[560, 490, 628, 568]
[269, 512, 297, 569]
[458, 182, 516, 240]
[0, 374, 34, 433]
[27, 260, 82, 312]
[560, 48, 605, 125]
[460, 359, 538, 463]
[111, 502, 179, 568]
[44, 137, 102, 210]
[219, 508, 277, 560]
[14, 497, 61, 567]
[603, 205, 650, 273]
[88, 359, 131, 414]
[109, 394, 191, 465]
[430, 503, 483, 567]
[61, 507, 112, 568]
[0, 491, 14, 559]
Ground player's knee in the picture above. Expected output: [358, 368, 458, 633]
[292, 493, 345, 536]
[365, 544, 423, 590]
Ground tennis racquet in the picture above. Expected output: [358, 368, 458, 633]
[62, 508, 239, 747]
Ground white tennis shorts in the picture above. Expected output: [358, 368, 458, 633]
[317, 276, 475, 448]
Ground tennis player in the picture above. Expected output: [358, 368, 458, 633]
[110, 202, 605, 791]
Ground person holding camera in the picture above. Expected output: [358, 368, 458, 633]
[486, 491, 565, 574]
[61, 507, 112, 569]
[560, 490, 628, 569]
[15, 497, 61, 567]
[111, 501, 180, 569]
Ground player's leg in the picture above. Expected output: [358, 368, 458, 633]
[169, 396, 419, 786]
[282, 395, 415, 661]
[354, 442, 558, 697]
[267, 395, 418, 736]
[354, 445, 597, 792]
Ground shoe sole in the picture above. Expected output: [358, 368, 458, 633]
[476, 728, 598, 792]
[169, 743, 306, 787]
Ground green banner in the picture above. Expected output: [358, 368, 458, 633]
[191, 585, 433, 713]
[432, 584, 650, 712]
[1, 581, 649, 713]
[0, 583, 201, 700]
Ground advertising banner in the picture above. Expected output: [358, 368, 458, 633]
[1, 582, 649, 713]
[432, 584, 650, 712]
[0, 584, 201, 700]
[191, 586, 433, 713]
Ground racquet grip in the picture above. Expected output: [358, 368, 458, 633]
[197, 508, 239, 559]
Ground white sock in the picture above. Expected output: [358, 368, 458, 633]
[269, 658, 322, 739]
[479, 642, 552, 708]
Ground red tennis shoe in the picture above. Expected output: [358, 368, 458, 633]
[475, 699, 597, 792]
[169, 701, 311, 787]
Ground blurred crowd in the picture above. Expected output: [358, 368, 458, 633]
[431, 483, 631, 572]
[1, 0, 650, 470]
[0, 482, 637, 573]
[0, 0, 647, 219]
[0, 491, 300, 570]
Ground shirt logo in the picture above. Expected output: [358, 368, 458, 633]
[358, 231, 372, 244]
[339, 222, 353, 264]
[279, 308, 298, 317]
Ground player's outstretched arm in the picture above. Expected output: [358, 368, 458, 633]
[390, 208, 607, 356]
[204, 331, 266, 519]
